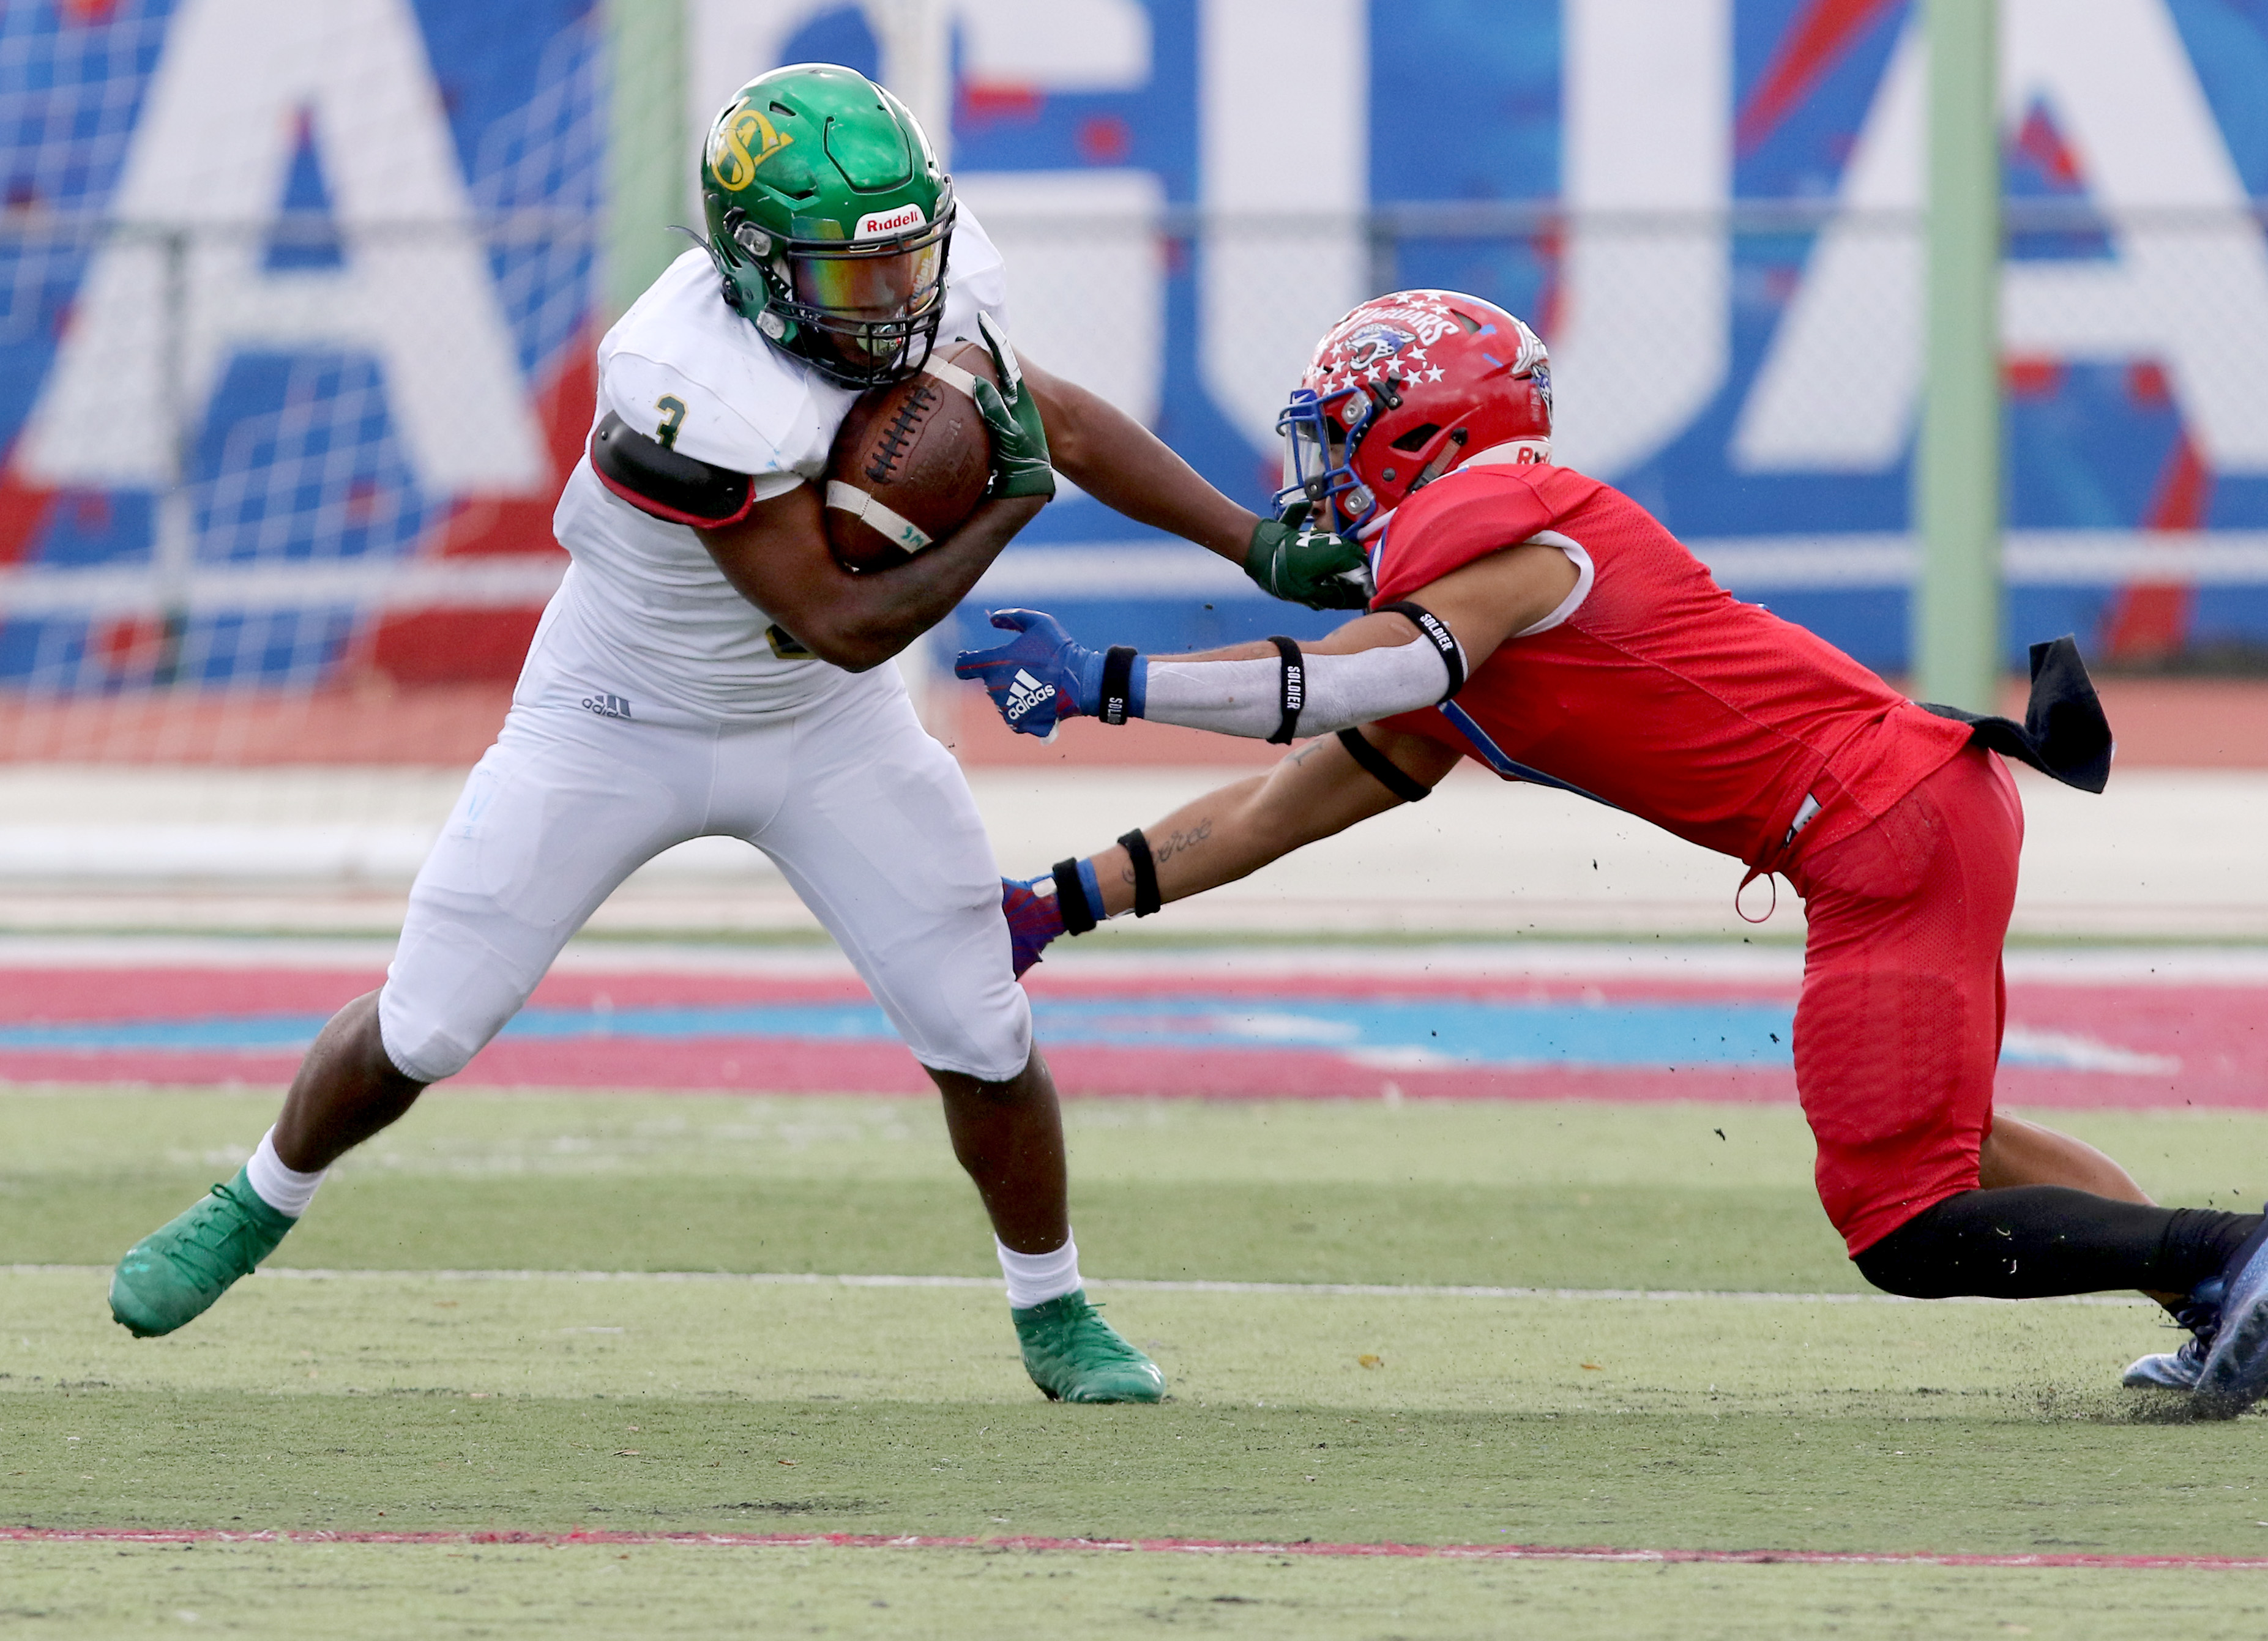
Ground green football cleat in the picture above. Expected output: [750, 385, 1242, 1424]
[1012, 1290, 1165, 1404]
[109, 1167, 296, 1338]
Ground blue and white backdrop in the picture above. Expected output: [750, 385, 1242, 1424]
[4, 0, 2267, 723]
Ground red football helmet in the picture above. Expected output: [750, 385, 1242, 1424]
[1275, 289, 1553, 535]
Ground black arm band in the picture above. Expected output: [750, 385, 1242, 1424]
[1117, 829, 1162, 916]
[1100, 646, 1139, 726]
[1335, 727, 1431, 804]
[1376, 600, 1466, 699]
[589, 412, 759, 527]
[1264, 636, 1306, 745]
[1051, 858, 1097, 936]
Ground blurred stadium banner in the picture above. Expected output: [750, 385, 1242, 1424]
[4, 0, 2268, 766]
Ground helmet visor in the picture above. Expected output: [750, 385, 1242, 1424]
[788, 237, 945, 326]
[773, 206, 953, 376]
[1280, 416, 1330, 502]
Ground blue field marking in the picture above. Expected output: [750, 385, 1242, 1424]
[0, 998, 1803, 1068]
[0, 1015, 336, 1051]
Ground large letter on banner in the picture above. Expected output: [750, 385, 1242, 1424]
[19, 0, 547, 496]
[1198, 0, 1368, 453]
[1736, 0, 2268, 475]
[1550, 0, 1732, 480]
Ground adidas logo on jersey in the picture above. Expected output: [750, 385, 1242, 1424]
[580, 693, 633, 720]
[1003, 668, 1056, 723]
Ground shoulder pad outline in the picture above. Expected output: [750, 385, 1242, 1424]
[590, 412, 761, 527]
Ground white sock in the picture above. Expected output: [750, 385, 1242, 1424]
[996, 1234, 1083, 1310]
[243, 1128, 326, 1219]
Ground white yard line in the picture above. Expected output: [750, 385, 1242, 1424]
[4, 1263, 2152, 1306]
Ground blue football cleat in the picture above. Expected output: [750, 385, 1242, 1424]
[2122, 1279, 2220, 1391]
[2192, 1214, 2268, 1417]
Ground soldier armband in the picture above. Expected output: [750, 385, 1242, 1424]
[1375, 600, 1466, 699]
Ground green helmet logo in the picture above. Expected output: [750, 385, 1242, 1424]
[699, 64, 955, 389]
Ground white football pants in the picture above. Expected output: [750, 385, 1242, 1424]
[377, 665, 1032, 1085]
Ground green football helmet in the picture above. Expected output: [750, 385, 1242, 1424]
[699, 63, 955, 388]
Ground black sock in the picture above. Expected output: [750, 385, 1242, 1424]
[1853, 1186, 2262, 1300]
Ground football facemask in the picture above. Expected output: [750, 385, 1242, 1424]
[1275, 384, 1375, 531]
[748, 205, 953, 378]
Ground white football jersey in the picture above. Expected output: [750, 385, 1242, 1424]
[525, 208, 1010, 726]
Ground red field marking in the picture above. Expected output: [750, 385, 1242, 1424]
[5, 1525, 2265, 1570]
[0, 965, 1821, 1024]
[24, 963, 2268, 1022]
[0, 965, 2261, 1106]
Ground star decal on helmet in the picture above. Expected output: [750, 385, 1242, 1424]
[1272, 288, 1553, 537]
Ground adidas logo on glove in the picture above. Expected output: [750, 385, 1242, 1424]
[1004, 668, 1057, 722]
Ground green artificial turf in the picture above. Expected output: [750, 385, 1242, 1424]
[11, 1090, 2266, 1289]
[0, 1274, 2248, 1552]
[7, 1088, 2268, 1636]
[8, 1541, 2262, 1641]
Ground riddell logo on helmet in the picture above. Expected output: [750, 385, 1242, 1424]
[856, 204, 927, 240]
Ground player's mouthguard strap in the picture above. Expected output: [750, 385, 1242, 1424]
[1050, 858, 1102, 936]
[1099, 646, 1140, 725]
[1375, 600, 1465, 699]
[1117, 829, 1162, 917]
[1335, 728, 1431, 804]
[1266, 637, 1306, 745]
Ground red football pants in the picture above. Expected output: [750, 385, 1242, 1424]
[1786, 745, 2023, 1256]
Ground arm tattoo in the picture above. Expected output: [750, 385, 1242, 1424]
[1121, 818, 1212, 881]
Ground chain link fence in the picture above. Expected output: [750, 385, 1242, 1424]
[6, 195, 2268, 763]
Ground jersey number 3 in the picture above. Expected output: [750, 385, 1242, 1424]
[654, 395, 686, 451]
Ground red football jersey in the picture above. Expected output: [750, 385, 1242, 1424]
[1370, 464, 1975, 868]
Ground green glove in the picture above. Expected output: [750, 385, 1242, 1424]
[972, 312, 1056, 501]
[1245, 503, 1373, 609]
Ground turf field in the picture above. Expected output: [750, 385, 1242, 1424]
[8, 1085, 2268, 1636]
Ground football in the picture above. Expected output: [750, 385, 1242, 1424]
[823, 340, 996, 572]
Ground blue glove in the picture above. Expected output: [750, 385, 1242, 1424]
[952, 609, 1106, 740]
[1001, 874, 1064, 977]
[1001, 860, 1109, 975]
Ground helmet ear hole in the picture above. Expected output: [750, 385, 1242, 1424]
[1389, 422, 1441, 453]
